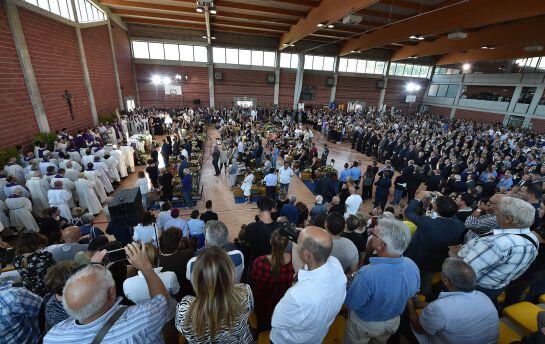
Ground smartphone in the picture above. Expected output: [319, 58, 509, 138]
[104, 247, 128, 264]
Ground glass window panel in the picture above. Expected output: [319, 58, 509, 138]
[49, 0, 60, 15]
[446, 84, 459, 98]
[420, 66, 429, 78]
[323, 57, 334, 71]
[412, 65, 421, 77]
[38, 0, 49, 10]
[375, 61, 385, 74]
[529, 57, 539, 68]
[395, 63, 405, 75]
[77, 0, 87, 21]
[365, 60, 375, 74]
[356, 59, 366, 73]
[263, 51, 275, 67]
[213, 47, 225, 63]
[280, 53, 291, 68]
[403, 64, 413, 76]
[59, 0, 70, 18]
[290, 54, 299, 68]
[26, 0, 38, 5]
[85, 1, 93, 21]
[179, 45, 193, 61]
[132, 41, 149, 59]
[538, 57, 545, 70]
[304, 55, 314, 69]
[437, 84, 448, 97]
[239, 49, 251, 65]
[347, 58, 357, 73]
[388, 63, 397, 75]
[428, 84, 439, 96]
[313, 56, 324, 70]
[193, 46, 207, 62]
[338, 58, 348, 72]
[148, 42, 164, 59]
[251, 51, 263, 66]
[226, 48, 238, 64]
[164, 44, 179, 60]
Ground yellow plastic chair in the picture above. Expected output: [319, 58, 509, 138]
[497, 292, 506, 304]
[323, 315, 347, 344]
[503, 301, 542, 334]
[498, 321, 522, 344]
[539, 294, 545, 304]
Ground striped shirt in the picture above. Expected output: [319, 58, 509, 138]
[0, 286, 42, 344]
[44, 295, 168, 344]
[458, 228, 538, 290]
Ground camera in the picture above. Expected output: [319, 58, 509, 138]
[104, 247, 128, 264]
[279, 221, 300, 243]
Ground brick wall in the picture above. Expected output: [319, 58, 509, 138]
[531, 119, 545, 133]
[279, 70, 295, 107]
[301, 72, 331, 106]
[335, 75, 381, 106]
[383, 78, 427, 112]
[454, 108, 505, 123]
[428, 105, 452, 117]
[20, 9, 93, 132]
[0, 2, 38, 148]
[111, 21, 136, 102]
[214, 68, 274, 107]
[81, 24, 118, 116]
[135, 63, 209, 107]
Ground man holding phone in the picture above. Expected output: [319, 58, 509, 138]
[44, 242, 170, 343]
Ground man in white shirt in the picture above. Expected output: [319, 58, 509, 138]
[264, 168, 278, 200]
[279, 162, 294, 193]
[344, 186, 363, 218]
[271, 226, 347, 344]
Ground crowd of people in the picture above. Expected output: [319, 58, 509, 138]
[1, 104, 545, 344]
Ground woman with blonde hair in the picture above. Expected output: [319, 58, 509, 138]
[175, 246, 254, 343]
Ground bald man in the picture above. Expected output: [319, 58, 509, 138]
[47, 226, 88, 262]
[271, 226, 347, 344]
[44, 243, 169, 343]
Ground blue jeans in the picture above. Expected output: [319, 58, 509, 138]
[182, 190, 192, 208]
[280, 183, 289, 193]
[392, 189, 404, 205]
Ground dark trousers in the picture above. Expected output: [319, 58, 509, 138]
[362, 185, 372, 200]
[266, 186, 276, 200]
[212, 159, 220, 175]
[374, 195, 388, 210]
[477, 286, 504, 309]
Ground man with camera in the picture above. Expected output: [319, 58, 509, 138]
[404, 191, 465, 295]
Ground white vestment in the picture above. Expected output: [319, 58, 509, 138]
[4, 184, 29, 199]
[59, 159, 82, 172]
[93, 161, 114, 193]
[67, 150, 82, 163]
[120, 145, 135, 173]
[111, 149, 128, 178]
[48, 189, 72, 220]
[81, 155, 95, 169]
[25, 177, 50, 216]
[64, 168, 80, 182]
[0, 200, 11, 228]
[4, 164, 25, 185]
[5, 196, 38, 231]
[0, 178, 7, 201]
[241, 174, 254, 197]
[75, 178, 102, 215]
[39, 161, 57, 176]
[50, 177, 76, 207]
[104, 157, 120, 182]
[83, 170, 107, 203]
[107, 127, 118, 145]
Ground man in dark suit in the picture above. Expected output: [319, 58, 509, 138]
[426, 170, 443, 192]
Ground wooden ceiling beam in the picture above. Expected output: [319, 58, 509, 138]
[100, 0, 298, 25]
[260, 0, 319, 7]
[436, 44, 545, 65]
[382, 0, 432, 12]
[216, 1, 307, 17]
[339, 0, 545, 55]
[279, 0, 380, 49]
[391, 16, 545, 60]
[356, 8, 406, 21]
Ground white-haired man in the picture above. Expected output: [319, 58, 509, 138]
[44, 242, 169, 343]
[344, 218, 420, 344]
[449, 196, 539, 306]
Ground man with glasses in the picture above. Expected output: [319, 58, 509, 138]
[344, 218, 419, 344]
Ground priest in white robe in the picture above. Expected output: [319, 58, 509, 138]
[58, 154, 82, 172]
[83, 164, 107, 203]
[48, 181, 73, 220]
[111, 147, 128, 178]
[4, 158, 25, 185]
[0, 173, 7, 201]
[104, 154, 121, 183]
[81, 149, 95, 169]
[64, 162, 80, 182]
[5, 190, 38, 231]
[0, 199, 10, 229]
[107, 126, 118, 145]
[50, 168, 76, 207]
[75, 175, 102, 215]
[4, 177, 30, 199]
[92, 157, 114, 193]
[119, 143, 135, 173]
[26, 172, 50, 217]
[39, 156, 57, 176]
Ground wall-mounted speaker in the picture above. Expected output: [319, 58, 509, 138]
[377, 80, 385, 89]
[325, 77, 335, 87]
[193, 99, 201, 104]
[267, 74, 275, 84]
[214, 71, 223, 80]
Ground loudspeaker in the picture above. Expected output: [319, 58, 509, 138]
[108, 187, 144, 227]
[267, 74, 275, 84]
[193, 99, 201, 104]
[326, 77, 335, 87]
[377, 80, 385, 89]
[214, 71, 223, 80]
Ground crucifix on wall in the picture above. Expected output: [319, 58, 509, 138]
[64, 90, 74, 120]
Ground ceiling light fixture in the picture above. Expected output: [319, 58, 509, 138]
[481, 46, 495, 50]
[327, 24, 334, 28]
[317, 23, 324, 27]
[462, 63, 471, 71]
[405, 82, 421, 92]
[409, 35, 424, 41]
[209, 7, 217, 14]
[210, 36, 216, 40]
[175, 74, 182, 80]
[202, 35, 207, 39]
[524, 44, 544, 52]
[152, 75, 161, 85]
[196, 6, 204, 13]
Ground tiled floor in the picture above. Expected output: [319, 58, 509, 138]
[97, 125, 390, 240]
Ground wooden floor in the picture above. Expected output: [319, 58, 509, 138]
[95, 126, 386, 240]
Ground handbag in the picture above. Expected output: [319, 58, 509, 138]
[90, 306, 128, 344]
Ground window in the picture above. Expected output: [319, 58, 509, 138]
[263, 51, 276, 67]
[148, 43, 164, 60]
[403, 64, 413, 76]
[518, 87, 536, 104]
[339, 58, 386, 75]
[280, 53, 292, 68]
[193, 46, 207, 62]
[75, 0, 105, 22]
[312, 56, 324, 70]
[251, 51, 263, 66]
[179, 45, 193, 61]
[225, 48, 238, 64]
[446, 84, 459, 98]
[25, 0, 74, 20]
[132, 41, 149, 59]
[164, 44, 179, 61]
[323, 57, 334, 71]
[388, 62, 430, 78]
[365, 60, 375, 74]
[428, 84, 439, 97]
[213, 47, 226, 63]
[346, 59, 357, 73]
[356, 60, 366, 73]
[375, 61, 385, 75]
[436, 85, 449, 97]
[239, 49, 251, 65]
[338, 58, 347, 72]
[304, 54, 335, 71]
[304, 55, 314, 69]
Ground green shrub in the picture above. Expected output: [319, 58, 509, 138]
[0, 147, 20, 168]
[35, 132, 58, 151]
[98, 112, 118, 124]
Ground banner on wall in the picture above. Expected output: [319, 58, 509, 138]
[405, 94, 416, 103]
[165, 85, 182, 95]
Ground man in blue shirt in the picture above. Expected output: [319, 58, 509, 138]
[178, 155, 189, 177]
[279, 195, 299, 225]
[349, 161, 361, 189]
[339, 163, 350, 184]
[181, 168, 193, 209]
[344, 218, 419, 344]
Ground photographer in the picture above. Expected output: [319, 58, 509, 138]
[404, 191, 465, 295]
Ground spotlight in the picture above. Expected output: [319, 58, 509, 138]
[184, 74, 189, 81]
[462, 63, 471, 71]
[210, 36, 216, 40]
[405, 82, 421, 92]
[196, 6, 204, 13]
[350, 50, 356, 53]
[290, 44, 295, 47]
[327, 24, 334, 28]
[202, 35, 207, 39]
[152, 75, 161, 85]
[317, 23, 324, 27]
[409, 35, 424, 41]
[162, 76, 171, 85]
[209, 7, 217, 14]
[481, 46, 495, 50]
[175, 74, 182, 80]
